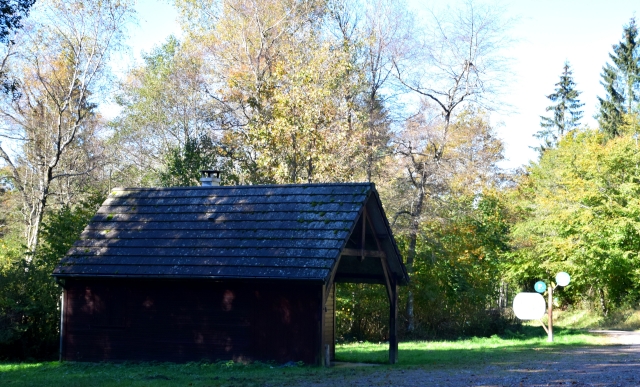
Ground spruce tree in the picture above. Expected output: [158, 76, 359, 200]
[598, 18, 640, 137]
[536, 61, 584, 151]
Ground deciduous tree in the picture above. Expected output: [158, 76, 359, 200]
[174, 0, 367, 184]
[328, 0, 414, 181]
[508, 121, 640, 315]
[391, 104, 505, 331]
[111, 36, 224, 187]
[0, 0, 131, 252]
[0, 0, 35, 97]
[390, 0, 512, 331]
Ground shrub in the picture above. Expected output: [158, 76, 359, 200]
[0, 194, 102, 360]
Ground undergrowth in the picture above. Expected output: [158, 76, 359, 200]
[552, 308, 640, 330]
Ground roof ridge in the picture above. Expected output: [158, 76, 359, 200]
[111, 182, 373, 191]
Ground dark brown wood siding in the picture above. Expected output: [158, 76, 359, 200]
[322, 284, 335, 360]
[62, 279, 321, 364]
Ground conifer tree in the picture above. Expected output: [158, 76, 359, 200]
[536, 62, 584, 151]
[598, 18, 640, 138]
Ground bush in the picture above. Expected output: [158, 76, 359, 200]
[0, 194, 102, 360]
[336, 283, 389, 342]
[335, 194, 518, 341]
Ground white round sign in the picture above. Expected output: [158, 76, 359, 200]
[513, 292, 546, 320]
[556, 272, 570, 287]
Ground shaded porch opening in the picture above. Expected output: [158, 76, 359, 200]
[322, 209, 399, 365]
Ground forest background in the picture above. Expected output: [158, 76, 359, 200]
[1, 0, 640, 360]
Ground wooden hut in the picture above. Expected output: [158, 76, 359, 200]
[53, 181, 409, 365]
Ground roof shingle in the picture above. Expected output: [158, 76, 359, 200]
[53, 183, 406, 283]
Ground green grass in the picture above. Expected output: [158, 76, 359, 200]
[336, 327, 608, 365]
[0, 361, 342, 387]
[0, 328, 611, 387]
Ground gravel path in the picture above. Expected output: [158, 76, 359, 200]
[294, 331, 640, 387]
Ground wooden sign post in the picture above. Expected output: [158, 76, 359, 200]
[515, 272, 570, 342]
[547, 283, 553, 342]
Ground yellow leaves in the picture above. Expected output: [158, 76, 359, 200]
[215, 27, 362, 182]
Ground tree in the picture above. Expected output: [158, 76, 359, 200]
[174, 0, 368, 184]
[0, 0, 34, 44]
[390, 0, 512, 332]
[536, 62, 584, 151]
[411, 192, 511, 337]
[0, 0, 132, 253]
[393, 0, 512, 133]
[158, 135, 222, 187]
[328, 0, 414, 181]
[0, 193, 102, 359]
[598, 18, 640, 138]
[391, 105, 505, 332]
[0, 0, 35, 97]
[111, 36, 224, 187]
[508, 122, 640, 316]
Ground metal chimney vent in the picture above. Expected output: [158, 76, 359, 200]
[200, 170, 221, 186]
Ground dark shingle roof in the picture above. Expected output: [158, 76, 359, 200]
[53, 183, 407, 283]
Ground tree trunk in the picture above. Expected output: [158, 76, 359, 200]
[599, 288, 608, 317]
[25, 170, 52, 254]
[405, 230, 417, 333]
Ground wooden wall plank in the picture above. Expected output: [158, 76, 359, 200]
[323, 283, 335, 361]
[62, 279, 321, 364]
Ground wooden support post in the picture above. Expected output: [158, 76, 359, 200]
[389, 281, 398, 364]
[360, 210, 366, 262]
[59, 289, 65, 362]
[332, 282, 336, 362]
[318, 285, 326, 366]
[548, 284, 554, 342]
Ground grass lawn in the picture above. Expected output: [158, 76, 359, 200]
[0, 360, 331, 387]
[0, 328, 611, 387]
[336, 327, 608, 365]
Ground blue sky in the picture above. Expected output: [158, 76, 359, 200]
[495, 0, 639, 168]
[121, 0, 640, 169]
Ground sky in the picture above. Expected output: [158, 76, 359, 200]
[495, 0, 640, 169]
[120, 0, 640, 170]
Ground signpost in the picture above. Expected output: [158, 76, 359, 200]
[534, 281, 546, 293]
[513, 272, 570, 342]
[556, 272, 570, 287]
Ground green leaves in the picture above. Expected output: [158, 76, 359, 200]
[0, 193, 102, 359]
[509, 124, 640, 313]
[159, 135, 228, 187]
[111, 36, 220, 187]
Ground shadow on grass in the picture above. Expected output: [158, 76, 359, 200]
[336, 326, 605, 366]
[0, 360, 344, 387]
[0, 328, 608, 386]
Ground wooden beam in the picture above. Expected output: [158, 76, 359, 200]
[340, 248, 386, 258]
[360, 209, 366, 262]
[333, 275, 386, 285]
[389, 279, 398, 364]
[59, 289, 65, 362]
[379, 255, 393, 303]
[324, 253, 342, 305]
[318, 285, 326, 366]
[363, 230, 396, 362]
[332, 282, 336, 362]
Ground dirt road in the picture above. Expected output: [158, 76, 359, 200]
[296, 331, 640, 387]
